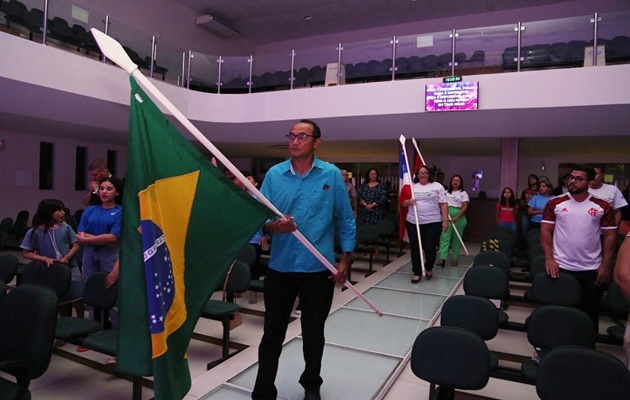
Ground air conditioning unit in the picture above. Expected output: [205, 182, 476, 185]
[196, 15, 239, 38]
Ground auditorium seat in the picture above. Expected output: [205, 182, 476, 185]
[0, 285, 57, 400]
[22, 7, 44, 40]
[520, 305, 594, 382]
[200, 261, 250, 370]
[48, 16, 81, 48]
[608, 35, 630, 62]
[0, 253, 18, 284]
[294, 67, 310, 86]
[441, 295, 500, 369]
[123, 46, 150, 70]
[3, 0, 27, 30]
[536, 346, 630, 400]
[437, 52, 453, 69]
[469, 50, 485, 65]
[423, 54, 439, 73]
[143, 56, 169, 80]
[412, 326, 491, 400]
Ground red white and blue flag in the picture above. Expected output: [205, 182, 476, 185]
[399, 147, 421, 241]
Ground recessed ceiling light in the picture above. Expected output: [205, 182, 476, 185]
[304, 15, 312, 20]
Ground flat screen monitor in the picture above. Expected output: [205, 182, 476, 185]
[425, 81, 479, 112]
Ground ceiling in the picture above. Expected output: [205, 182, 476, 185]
[173, 0, 573, 44]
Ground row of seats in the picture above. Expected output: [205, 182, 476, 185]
[1, 0, 168, 79]
[417, 221, 630, 398]
[217, 34, 630, 93]
[218, 51, 486, 93]
[1, 0, 100, 54]
[502, 36, 630, 69]
[412, 325, 630, 400]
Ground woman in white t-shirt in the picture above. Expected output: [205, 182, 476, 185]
[438, 175, 470, 267]
[399, 165, 449, 283]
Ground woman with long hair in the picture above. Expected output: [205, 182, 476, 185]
[496, 187, 518, 234]
[76, 176, 123, 331]
[437, 175, 469, 267]
[21, 198, 83, 318]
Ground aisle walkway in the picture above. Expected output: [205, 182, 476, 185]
[190, 253, 473, 400]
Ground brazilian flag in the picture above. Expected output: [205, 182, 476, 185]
[117, 77, 274, 399]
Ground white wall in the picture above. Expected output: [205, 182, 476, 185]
[3, 32, 629, 137]
[0, 129, 127, 219]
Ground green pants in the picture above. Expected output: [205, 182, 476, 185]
[439, 206, 467, 261]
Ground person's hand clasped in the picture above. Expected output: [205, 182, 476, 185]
[40, 256, 54, 268]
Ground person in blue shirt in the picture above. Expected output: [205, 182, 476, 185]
[76, 175, 123, 331]
[252, 119, 356, 400]
[527, 180, 553, 231]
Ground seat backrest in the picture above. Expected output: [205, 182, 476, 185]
[235, 243, 257, 268]
[526, 228, 541, 246]
[82, 271, 118, 309]
[5, 0, 26, 17]
[528, 243, 544, 261]
[0, 230, 7, 250]
[19, 261, 71, 299]
[357, 224, 379, 242]
[531, 272, 581, 306]
[223, 260, 251, 294]
[0, 217, 13, 232]
[0, 280, 6, 301]
[472, 251, 511, 276]
[0, 284, 58, 379]
[411, 326, 490, 390]
[529, 254, 546, 280]
[441, 295, 499, 340]
[0, 253, 19, 283]
[527, 305, 594, 351]
[375, 219, 395, 236]
[463, 265, 509, 299]
[536, 346, 630, 400]
[10, 217, 28, 236]
[15, 209, 29, 222]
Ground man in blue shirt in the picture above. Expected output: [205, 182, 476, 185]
[252, 119, 356, 400]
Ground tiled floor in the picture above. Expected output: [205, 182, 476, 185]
[3, 244, 627, 399]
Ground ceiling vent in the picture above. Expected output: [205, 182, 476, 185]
[196, 15, 239, 38]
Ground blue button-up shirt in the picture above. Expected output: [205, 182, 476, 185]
[260, 157, 356, 273]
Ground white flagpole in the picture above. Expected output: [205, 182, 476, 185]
[399, 135, 425, 275]
[411, 138, 469, 256]
[90, 28, 383, 317]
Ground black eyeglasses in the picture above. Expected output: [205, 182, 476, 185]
[286, 133, 317, 142]
[568, 175, 588, 182]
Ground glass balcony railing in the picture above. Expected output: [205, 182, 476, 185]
[2, 0, 629, 93]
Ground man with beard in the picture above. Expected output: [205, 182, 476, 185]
[541, 164, 616, 332]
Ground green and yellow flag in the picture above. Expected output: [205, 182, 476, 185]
[117, 77, 274, 399]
